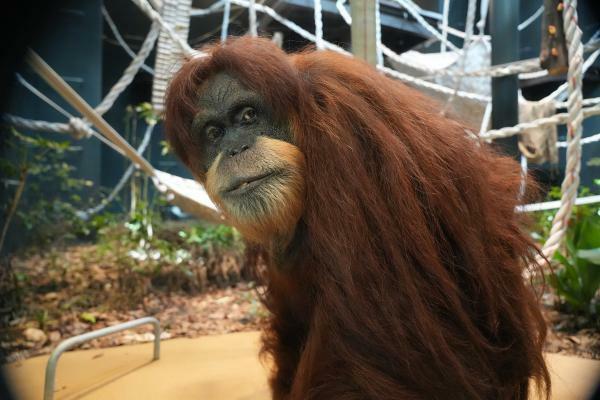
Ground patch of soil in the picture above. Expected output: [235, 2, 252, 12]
[542, 307, 599, 359]
[0, 243, 268, 363]
[1, 244, 598, 363]
[2, 285, 267, 364]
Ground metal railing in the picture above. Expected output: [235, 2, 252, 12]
[43, 316, 161, 400]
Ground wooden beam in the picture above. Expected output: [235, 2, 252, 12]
[351, 0, 378, 65]
[540, 0, 569, 76]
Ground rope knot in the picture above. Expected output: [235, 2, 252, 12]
[68, 118, 93, 139]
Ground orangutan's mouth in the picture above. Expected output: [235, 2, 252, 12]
[224, 171, 278, 195]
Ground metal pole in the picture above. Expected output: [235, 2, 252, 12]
[351, 0, 378, 65]
[44, 317, 161, 400]
[490, 0, 520, 158]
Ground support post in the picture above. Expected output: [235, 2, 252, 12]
[490, 0, 520, 158]
[351, 0, 377, 65]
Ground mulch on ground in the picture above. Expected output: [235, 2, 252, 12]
[1, 244, 597, 364]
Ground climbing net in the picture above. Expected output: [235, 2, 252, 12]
[4, 0, 600, 262]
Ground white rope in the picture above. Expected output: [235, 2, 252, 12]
[480, 103, 600, 141]
[440, 0, 450, 53]
[248, 0, 258, 37]
[476, 0, 489, 36]
[96, 17, 160, 115]
[557, 131, 600, 147]
[314, 0, 324, 50]
[102, 6, 155, 75]
[336, 0, 351, 24]
[479, 101, 492, 136]
[392, 0, 460, 52]
[556, 96, 600, 109]
[518, 195, 600, 213]
[4, 114, 82, 136]
[129, 0, 199, 59]
[421, 58, 542, 79]
[380, 65, 490, 102]
[77, 122, 156, 219]
[441, 0, 477, 113]
[221, 0, 231, 42]
[518, 5, 544, 31]
[227, 0, 492, 103]
[539, 0, 584, 260]
[190, 0, 227, 17]
[439, 24, 477, 40]
[15, 15, 159, 139]
[229, 0, 349, 54]
[16, 74, 72, 119]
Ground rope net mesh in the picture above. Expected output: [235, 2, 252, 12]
[4, 0, 599, 240]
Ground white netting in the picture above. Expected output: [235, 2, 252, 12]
[4, 0, 599, 229]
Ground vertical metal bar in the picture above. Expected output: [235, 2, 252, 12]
[350, 0, 377, 65]
[490, 0, 520, 158]
[43, 317, 161, 400]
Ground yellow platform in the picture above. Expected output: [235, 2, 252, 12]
[4, 331, 599, 400]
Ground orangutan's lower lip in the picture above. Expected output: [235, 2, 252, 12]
[225, 171, 277, 194]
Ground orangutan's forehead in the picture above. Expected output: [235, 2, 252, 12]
[197, 73, 251, 107]
[194, 72, 268, 125]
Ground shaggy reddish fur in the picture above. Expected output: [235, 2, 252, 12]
[165, 37, 550, 399]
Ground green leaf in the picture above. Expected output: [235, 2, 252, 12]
[80, 312, 96, 324]
[578, 248, 600, 264]
[576, 216, 600, 249]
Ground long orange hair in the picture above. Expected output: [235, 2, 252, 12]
[165, 37, 550, 399]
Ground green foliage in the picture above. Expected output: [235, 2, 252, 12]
[531, 185, 599, 243]
[134, 102, 160, 126]
[1, 129, 95, 247]
[549, 213, 600, 316]
[159, 140, 171, 156]
[531, 183, 600, 318]
[178, 224, 241, 250]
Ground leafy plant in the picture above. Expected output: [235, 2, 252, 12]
[178, 224, 241, 250]
[549, 211, 600, 317]
[0, 128, 95, 251]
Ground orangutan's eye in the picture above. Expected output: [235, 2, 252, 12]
[205, 125, 224, 141]
[240, 107, 257, 124]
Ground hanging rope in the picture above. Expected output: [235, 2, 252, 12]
[392, 0, 460, 52]
[476, 0, 489, 36]
[441, 0, 477, 114]
[539, 0, 584, 260]
[129, 0, 199, 59]
[95, 18, 160, 115]
[102, 6, 155, 75]
[77, 122, 156, 220]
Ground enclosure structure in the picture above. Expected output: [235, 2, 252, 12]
[4, 0, 600, 261]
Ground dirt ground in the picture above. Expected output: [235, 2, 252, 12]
[1, 244, 598, 363]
